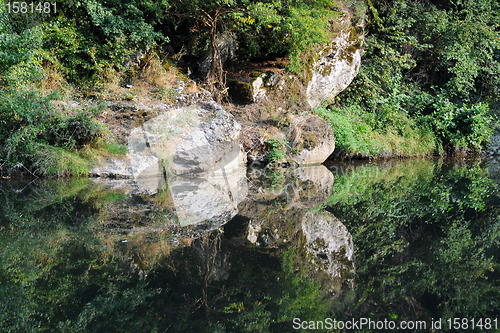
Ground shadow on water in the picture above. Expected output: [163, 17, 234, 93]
[1, 157, 500, 332]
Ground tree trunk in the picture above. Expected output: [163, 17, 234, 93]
[207, 21, 225, 103]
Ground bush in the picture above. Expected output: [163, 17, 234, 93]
[422, 97, 494, 151]
[0, 89, 104, 176]
[0, 8, 44, 87]
[313, 106, 436, 158]
[335, 0, 499, 154]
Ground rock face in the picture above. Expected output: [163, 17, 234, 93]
[225, 21, 363, 109]
[199, 32, 238, 79]
[242, 114, 335, 166]
[288, 114, 335, 165]
[136, 101, 241, 176]
[91, 99, 248, 227]
[306, 25, 364, 108]
[487, 133, 500, 157]
[248, 71, 279, 102]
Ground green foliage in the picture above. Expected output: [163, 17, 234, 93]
[266, 137, 288, 162]
[324, 159, 500, 323]
[422, 97, 494, 150]
[0, 7, 44, 87]
[42, 0, 168, 87]
[416, 0, 500, 104]
[335, 0, 500, 155]
[102, 142, 127, 156]
[1, 0, 169, 89]
[233, 0, 340, 73]
[167, 0, 340, 74]
[313, 106, 381, 156]
[0, 89, 104, 176]
[313, 106, 436, 157]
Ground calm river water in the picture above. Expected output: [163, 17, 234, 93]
[1, 158, 499, 332]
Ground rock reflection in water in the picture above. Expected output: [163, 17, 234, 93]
[301, 211, 355, 294]
[91, 150, 248, 230]
[127, 102, 247, 226]
[238, 164, 354, 295]
[168, 151, 248, 226]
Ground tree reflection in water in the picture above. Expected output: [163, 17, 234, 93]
[1, 158, 499, 332]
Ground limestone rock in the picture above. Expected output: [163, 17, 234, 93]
[306, 25, 364, 108]
[487, 133, 500, 157]
[288, 114, 335, 165]
[93, 101, 242, 179]
[90, 99, 244, 180]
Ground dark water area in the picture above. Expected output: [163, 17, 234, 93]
[1, 158, 500, 332]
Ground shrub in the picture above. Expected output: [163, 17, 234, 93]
[0, 89, 104, 176]
[0, 8, 44, 87]
[422, 97, 494, 151]
[313, 106, 436, 158]
[266, 137, 288, 162]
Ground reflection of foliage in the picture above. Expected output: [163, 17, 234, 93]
[2, 159, 500, 331]
[206, 247, 331, 332]
[0, 179, 332, 332]
[0, 179, 164, 331]
[324, 159, 500, 326]
[267, 168, 286, 191]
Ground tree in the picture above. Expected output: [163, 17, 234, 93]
[167, 0, 340, 101]
[168, 0, 248, 102]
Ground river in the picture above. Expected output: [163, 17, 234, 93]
[1, 158, 499, 332]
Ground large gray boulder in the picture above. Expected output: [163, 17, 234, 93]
[306, 24, 364, 108]
[91, 100, 248, 226]
[128, 101, 242, 176]
[92, 101, 243, 180]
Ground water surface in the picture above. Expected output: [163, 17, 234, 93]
[1, 158, 499, 332]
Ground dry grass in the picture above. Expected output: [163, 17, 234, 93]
[185, 82, 199, 93]
[102, 76, 123, 100]
[142, 56, 178, 89]
[39, 64, 74, 98]
[100, 55, 180, 103]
